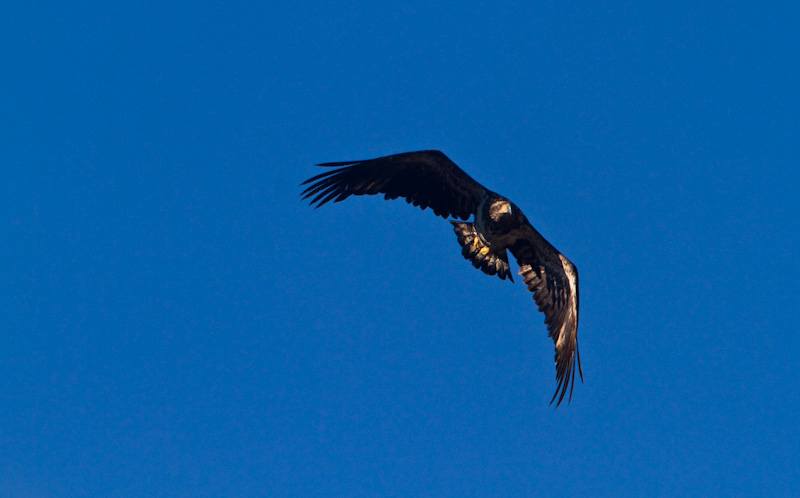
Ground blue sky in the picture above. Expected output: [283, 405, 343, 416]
[3, 2, 799, 497]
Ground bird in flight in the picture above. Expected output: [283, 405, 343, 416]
[301, 150, 582, 406]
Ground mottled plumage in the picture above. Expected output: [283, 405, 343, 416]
[301, 150, 582, 406]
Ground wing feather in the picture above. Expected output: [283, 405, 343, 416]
[301, 150, 487, 220]
[510, 226, 582, 407]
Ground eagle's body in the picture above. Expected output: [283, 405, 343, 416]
[301, 150, 582, 406]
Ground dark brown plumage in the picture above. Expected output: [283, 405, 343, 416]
[301, 150, 582, 406]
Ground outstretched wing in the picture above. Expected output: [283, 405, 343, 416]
[509, 225, 582, 407]
[301, 150, 488, 220]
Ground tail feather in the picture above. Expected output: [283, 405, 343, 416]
[451, 222, 513, 282]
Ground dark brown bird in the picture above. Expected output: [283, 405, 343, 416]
[301, 150, 582, 406]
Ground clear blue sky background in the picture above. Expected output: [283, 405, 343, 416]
[3, 2, 799, 497]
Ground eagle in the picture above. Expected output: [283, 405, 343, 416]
[301, 150, 582, 406]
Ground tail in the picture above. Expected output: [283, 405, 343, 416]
[451, 222, 514, 282]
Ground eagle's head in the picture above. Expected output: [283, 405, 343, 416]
[489, 200, 520, 228]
